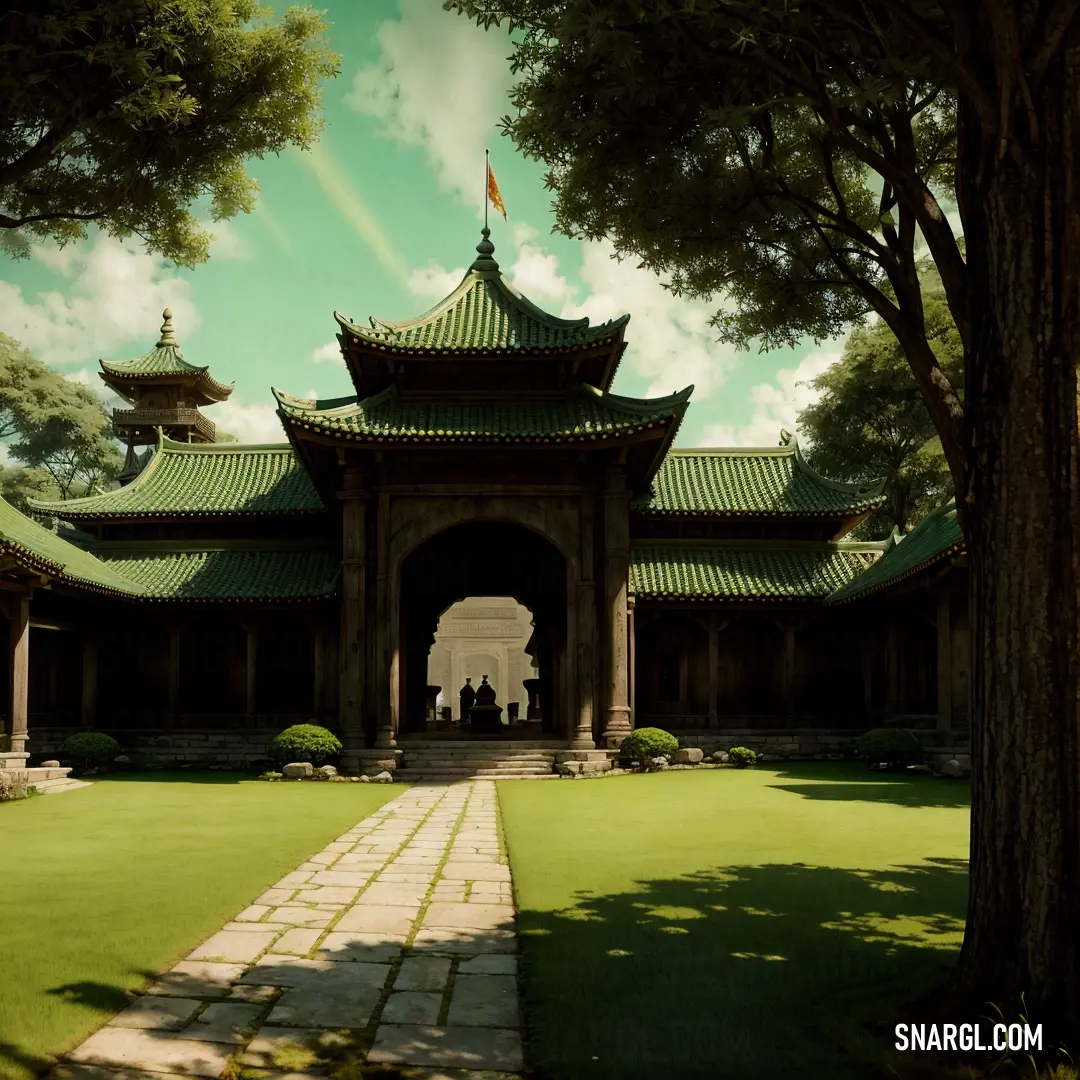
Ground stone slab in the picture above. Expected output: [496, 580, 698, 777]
[173, 1003, 262, 1045]
[381, 991, 442, 1025]
[267, 907, 333, 928]
[240, 958, 337, 987]
[291, 887, 359, 906]
[234, 905, 271, 922]
[394, 956, 452, 992]
[54, 1067, 194, 1080]
[109, 998, 201, 1031]
[410, 929, 517, 954]
[367, 1025, 523, 1071]
[265, 985, 381, 1029]
[307, 870, 374, 888]
[422, 903, 514, 933]
[145, 962, 246, 998]
[446, 975, 518, 1028]
[227, 984, 280, 1004]
[67, 1028, 230, 1077]
[315, 932, 404, 963]
[239, 1026, 352, 1068]
[273, 929, 323, 956]
[333, 904, 418, 937]
[356, 881, 430, 906]
[188, 930, 279, 964]
[439, 863, 510, 883]
[458, 955, 517, 976]
[255, 889, 297, 907]
[273, 872, 313, 890]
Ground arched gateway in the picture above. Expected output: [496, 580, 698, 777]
[1, 227, 970, 779]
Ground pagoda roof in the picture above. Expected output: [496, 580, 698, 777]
[93, 543, 338, 602]
[828, 500, 964, 603]
[336, 231, 628, 356]
[635, 439, 886, 519]
[29, 435, 324, 521]
[631, 539, 887, 602]
[99, 309, 234, 404]
[0, 495, 146, 597]
[274, 382, 691, 445]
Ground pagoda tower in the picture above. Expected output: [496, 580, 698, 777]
[99, 309, 234, 482]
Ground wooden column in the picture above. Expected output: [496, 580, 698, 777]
[166, 624, 180, 729]
[781, 620, 798, 722]
[885, 620, 901, 717]
[245, 622, 258, 725]
[627, 596, 636, 730]
[8, 594, 30, 755]
[313, 623, 325, 716]
[936, 588, 954, 731]
[338, 467, 369, 767]
[860, 634, 875, 719]
[374, 489, 396, 749]
[81, 634, 98, 729]
[707, 613, 720, 728]
[571, 490, 596, 748]
[601, 467, 632, 746]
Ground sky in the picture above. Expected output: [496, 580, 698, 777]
[0, 0, 847, 448]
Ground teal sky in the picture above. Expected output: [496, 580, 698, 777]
[0, 0, 841, 448]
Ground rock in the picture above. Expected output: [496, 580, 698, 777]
[371, 770, 393, 783]
[941, 759, 962, 777]
[357, 775, 370, 783]
[713, 751, 730, 763]
[114, 755, 131, 764]
[282, 762, 314, 779]
[648, 757, 669, 771]
[557, 761, 584, 776]
[41, 759, 60, 768]
[672, 748, 704, 765]
[318, 764, 339, 778]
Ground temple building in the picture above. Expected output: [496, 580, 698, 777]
[0, 230, 969, 775]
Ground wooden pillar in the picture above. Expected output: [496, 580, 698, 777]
[166, 624, 180, 729]
[313, 623, 325, 716]
[781, 620, 797, 723]
[885, 620, 901, 717]
[936, 588, 953, 731]
[374, 489, 396, 749]
[860, 633, 874, 719]
[627, 596, 636, 730]
[8, 594, 30, 755]
[338, 467, 369, 766]
[707, 613, 720, 728]
[571, 490, 596, 748]
[81, 634, 98, 729]
[245, 622, 258, 725]
[601, 467, 632, 746]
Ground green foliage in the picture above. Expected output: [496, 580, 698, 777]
[61, 731, 121, 768]
[620, 727, 679, 765]
[853, 728, 923, 766]
[799, 262, 963, 536]
[258, 770, 283, 781]
[0, 1, 340, 268]
[727, 746, 758, 768]
[0, 465, 57, 511]
[0, 335, 122, 498]
[214, 430, 238, 443]
[266, 724, 342, 766]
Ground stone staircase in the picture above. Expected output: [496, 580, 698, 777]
[0, 755, 89, 795]
[395, 740, 561, 781]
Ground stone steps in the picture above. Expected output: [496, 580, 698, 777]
[396, 744, 559, 780]
[34, 777, 93, 794]
[397, 769, 559, 781]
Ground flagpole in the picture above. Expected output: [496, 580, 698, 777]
[484, 148, 489, 231]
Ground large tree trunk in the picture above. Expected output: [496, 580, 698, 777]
[949, 15, 1080, 1041]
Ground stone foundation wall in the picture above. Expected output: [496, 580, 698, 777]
[670, 728, 971, 763]
[29, 727, 289, 767]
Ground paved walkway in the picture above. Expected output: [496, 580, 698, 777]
[56, 781, 523, 1080]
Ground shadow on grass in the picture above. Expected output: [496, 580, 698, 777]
[89, 770, 258, 785]
[767, 764, 972, 809]
[517, 857, 968, 1080]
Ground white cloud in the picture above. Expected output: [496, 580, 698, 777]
[408, 261, 466, 300]
[700, 347, 844, 447]
[0, 235, 197, 367]
[311, 341, 341, 364]
[203, 396, 284, 445]
[346, 0, 515, 211]
[204, 217, 254, 261]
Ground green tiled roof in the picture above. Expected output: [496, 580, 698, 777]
[275, 383, 691, 443]
[29, 436, 324, 520]
[636, 445, 886, 517]
[631, 541, 886, 601]
[828, 500, 964, 603]
[95, 547, 339, 602]
[0, 497, 145, 596]
[336, 234, 628, 353]
[99, 311, 233, 401]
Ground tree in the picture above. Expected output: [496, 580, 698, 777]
[0, 333, 122, 498]
[214, 430, 238, 443]
[799, 263, 962, 535]
[0, 1, 339, 267]
[0, 466, 56, 512]
[447, 0, 1080, 1038]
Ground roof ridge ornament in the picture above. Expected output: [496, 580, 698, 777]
[469, 227, 499, 273]
[156, 308, 178, 348]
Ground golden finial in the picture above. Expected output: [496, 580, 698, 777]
[156, 308, 177, 347]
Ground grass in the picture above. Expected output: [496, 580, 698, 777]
[0, 771, 401, 1080]
[499, 763, 970, 1080]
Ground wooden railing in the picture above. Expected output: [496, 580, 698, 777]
[113, 408, 215, 442]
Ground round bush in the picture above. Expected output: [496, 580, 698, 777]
[620, 727, 679, 766]
[62, 731, 120, 768]
[727, 746, 757, 768]
[853, 727, 923, 766]
[266, 724, 342, 766]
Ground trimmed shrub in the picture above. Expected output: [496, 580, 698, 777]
[727, 746, 758, 768]
[62, 731, 121, 769]
[853, 727, 923, 767]
[0, 771, 29, 802]
[620, 727, 679, 767]
[266, 724, 342, 766]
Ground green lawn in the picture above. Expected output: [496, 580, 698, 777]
[499, 764, 970, 1080]
[0, 772, 400, 1080]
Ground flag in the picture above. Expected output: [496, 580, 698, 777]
[487, 161, 507, 220]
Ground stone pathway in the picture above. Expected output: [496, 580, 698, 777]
[55, 781, 523, 1080]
